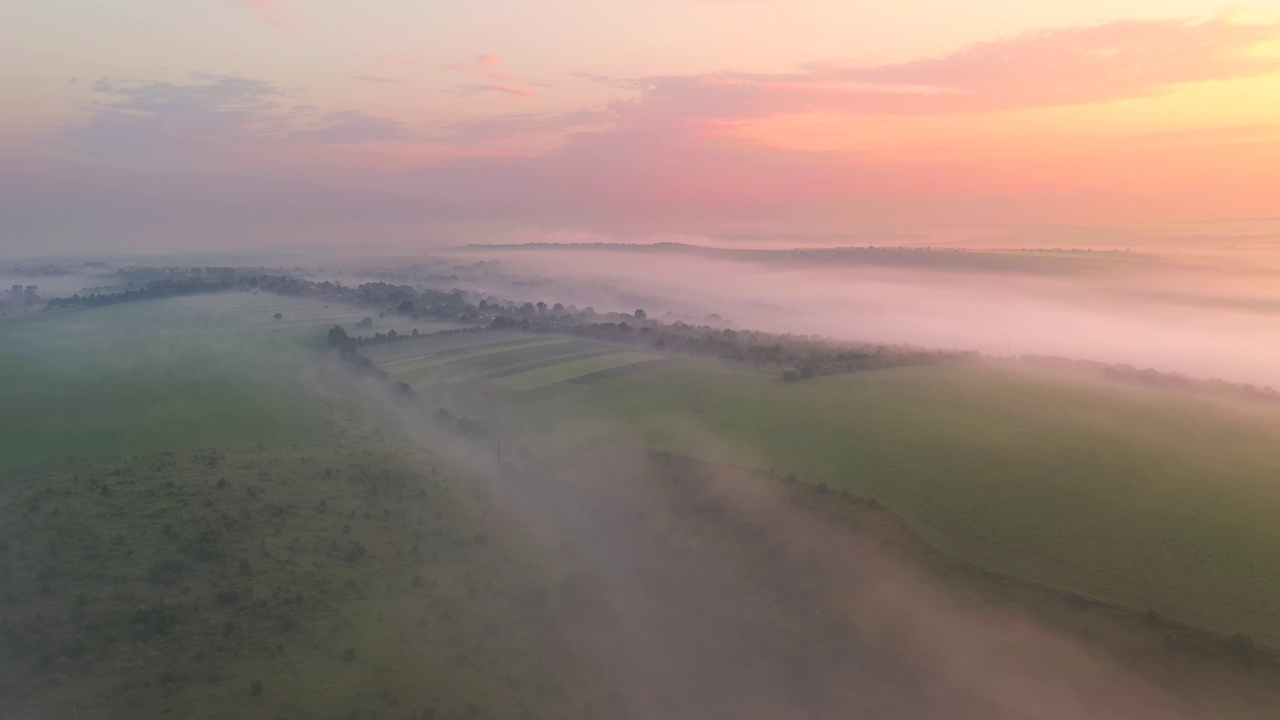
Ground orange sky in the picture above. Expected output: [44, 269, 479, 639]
[1, 1, 1278, 254]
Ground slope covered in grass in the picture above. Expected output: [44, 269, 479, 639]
[389, 328, 1280, 645]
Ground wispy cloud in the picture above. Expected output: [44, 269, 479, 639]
[236, 0, 297, 28]
[384, 17, 1280, 227]
[444, 54, 515, 81]
[286, 111, 412, 144]
[598, 18, 1280, 126]
[1112, 124, 1280, 145]
[347, 74, 412, 85]
[456, 83, 538, 97]
[58, 74, 287, 154]
[41, 16, 1280, 235]
[430, 17, 1280, 147]
[444, 53, 540, 97]
[373, 54, 424, 66]
[54, 73, 417, 154]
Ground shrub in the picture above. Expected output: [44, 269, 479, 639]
[345, 541, 367, 563]
[250, 679, 263, 696]
[1228, 633, 1254, 658]
[343, 647, 356, 662]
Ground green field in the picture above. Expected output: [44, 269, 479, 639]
[384, 329, 1280, 647]
[0, 298, 332, 480]
[366, 333, 661, 391]
[0, 298, 605, 719]
[11, 294, 1280, 716]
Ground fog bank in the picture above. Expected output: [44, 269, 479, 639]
[433, 245, 1280, 387]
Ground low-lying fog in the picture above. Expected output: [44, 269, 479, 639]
[424, 245, 1280, 388]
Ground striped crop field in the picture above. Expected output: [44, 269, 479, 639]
[367, 331, 669, 393]
[492, 351, 663, 391]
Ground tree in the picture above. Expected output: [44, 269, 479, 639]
[356, 317, 373, 329]
[397, 300, 415, 315]
[634, 308, 646, 320]
[273, 313, 283, 320]
[328, 325, 350, 348]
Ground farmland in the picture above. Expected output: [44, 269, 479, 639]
[13, 293, 1280, 717]
[377, 328, 1280, 648]
[0, 297, 609, 719]
[0, 297, 329, 480]
[363, 332, 663, 392]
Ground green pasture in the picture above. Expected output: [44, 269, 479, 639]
[0, 298, 329, 479]
[368, 332, 662, 391]
[493, 350, 662, 391]
[551, 361, 1280, 644]
[391, 329, 1280, 646]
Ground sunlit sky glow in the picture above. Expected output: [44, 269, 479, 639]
[2, 0, 1279, 254]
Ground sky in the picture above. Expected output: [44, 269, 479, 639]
[2, 0, 1280, 255]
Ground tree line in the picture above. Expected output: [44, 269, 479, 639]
[47, 266, 973, 381]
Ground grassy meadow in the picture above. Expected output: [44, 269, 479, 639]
[376, 329, 1280, 647]
[12, 291, 1280, 717]
[0, 296, 606, 719]
[0, 299, 330, 479]
[0, 443, 595, 720]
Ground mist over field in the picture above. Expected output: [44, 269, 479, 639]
[431, 243, 1280, 387]
[346, 367, 1203, 720]
[7, 0, 1280, 717]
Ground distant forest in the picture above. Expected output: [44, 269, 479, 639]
[46, 266, 969, 380]
[1019, 354, 1280, 406]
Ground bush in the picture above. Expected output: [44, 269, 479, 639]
[250, 679, 263, 696]
[343, 647, 357, 662]
[1229, 633, 1254, 658]
[345, 541, 367, 563]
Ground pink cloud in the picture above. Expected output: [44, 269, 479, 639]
[348, 74, 412, 85]
[459, 83, 538, 97]
[445, 54, 515, 81]
[42, 16, 1280, 238]
[241, 0, 297, 28]
[601, 18, 1280, 125]
[374, 54, 424, 66]
[444, 53, 539, 97]
[1112, 124, 1280, 146]
[433, 18, 1280, 147]
[396, 19, 1280, 227]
